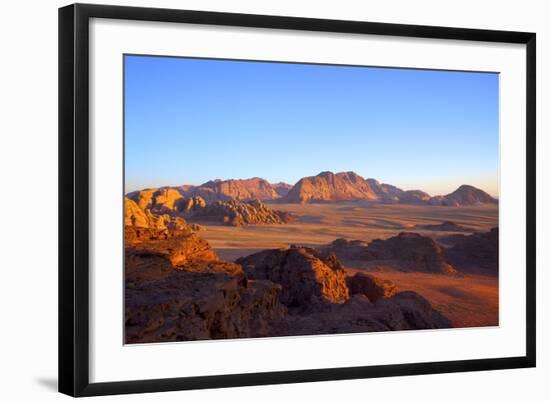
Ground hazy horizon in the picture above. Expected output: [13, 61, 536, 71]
[125, 55, 499, 197]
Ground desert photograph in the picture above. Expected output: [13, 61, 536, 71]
[124, 55, 499, 344]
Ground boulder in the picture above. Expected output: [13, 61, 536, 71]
[346, 272, 398, 302]
[236, 246, 349, 307]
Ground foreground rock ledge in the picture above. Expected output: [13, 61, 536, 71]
[125, 228, 453, 343]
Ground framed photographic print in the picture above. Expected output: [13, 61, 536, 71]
[58, 3, 536, 397]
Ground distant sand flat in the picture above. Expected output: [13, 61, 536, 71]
[202, 202, 498, 255]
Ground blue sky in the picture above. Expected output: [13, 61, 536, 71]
[124, 55, 499, 196]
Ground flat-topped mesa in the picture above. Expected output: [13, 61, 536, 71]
[183, 197, 294, 226]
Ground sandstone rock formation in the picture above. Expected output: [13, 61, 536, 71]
[444, 227, 498, 274]
[320, 233, 456, 274]
[185, 177, 287, 202]
[416, 220, 472, 232]
[125, 197, 156, 228]
[346, 272, 398, 302]
[124, 226, 287, 342]
[236, 246, 349, 308]
[283, 171, 379, 203]
[443, 185, 498, 206]
[360, 232, 456, 274]
[280, 171, 496, 206]
[272, 182, 293, 197]
[125, 226, 219, 267]
[398, 190, 432, 205]
[184, 197, 294, 226]
[128, 188, 184, 213]
[125, 197, 199, 232]
[126, 271, 286, 343]
[318, 238, 372, 263]
[125, 229, 453, 342]
[366, 178, 404, 203]
[270, 291, 452, 336]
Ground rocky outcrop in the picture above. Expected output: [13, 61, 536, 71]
[398, 190, 432, 205]
[184, 198, 294, 226]
[444, 227, 499, 274]
[125, 228, 453, 343]
[363, 232, 456, 274]
[318, 238, 372, 263]
[416, 220, 472, 232]
[283, 171, 379, 203]
[128, 173, 497, 207]
[128, 188, 185, 213]
[270, 291, 452, 336]
[443, 185, 498, 206]
[125, 197, 194, 231]
[320, 233, 456, 274]
[272, 182, 292, 197]
[346, 272, 398, 302]
[236, 246, 349, 308]
[125, 197, 156, 228]
[185, 177, 286, 202]
[125, 226, 287, 343]
[366, 179, 404, 203]
[125, 226, 218, 267]
[125, 271, 287, 343]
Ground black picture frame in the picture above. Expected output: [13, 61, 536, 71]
[59, 3, 536, 397]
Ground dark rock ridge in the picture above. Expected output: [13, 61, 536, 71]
[183, 197, 295, 226]
[443, 227, 499, 275]
[320, 228, 498, 275]
[270, 291, 452, 336]
[416, 220, 472, 232]
[125, 228, 452, 343]
[320, 233, 456, 274]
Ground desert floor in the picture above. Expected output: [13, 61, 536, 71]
[199, 202, 499, 328]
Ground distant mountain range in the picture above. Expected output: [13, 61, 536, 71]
[128, 171, 497, 207]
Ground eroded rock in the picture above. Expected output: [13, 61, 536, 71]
[236, 246, 349, 307]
